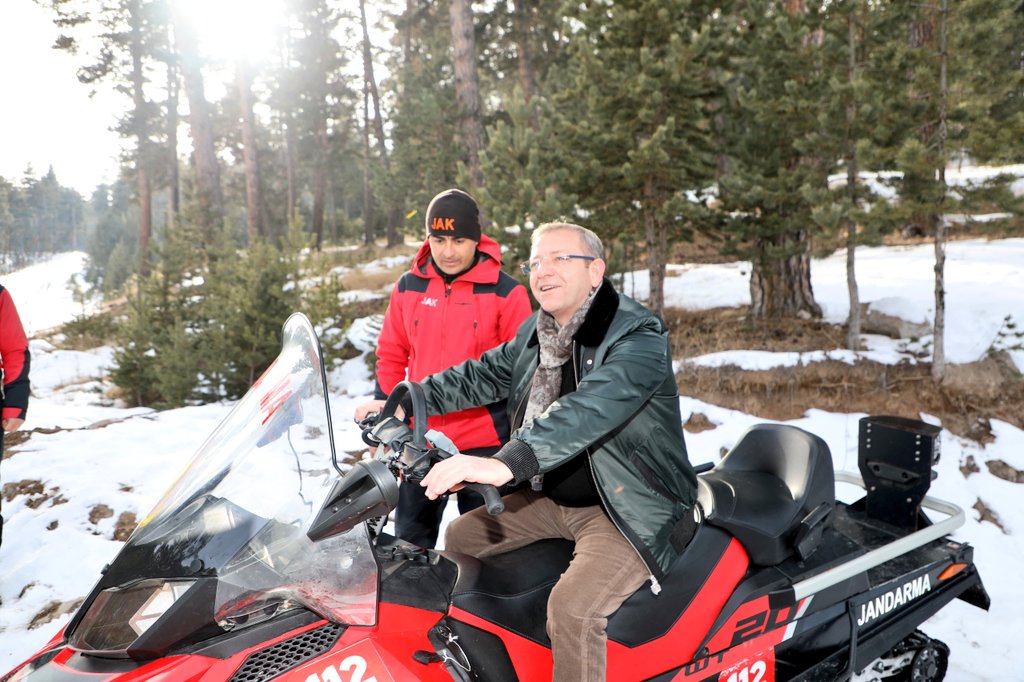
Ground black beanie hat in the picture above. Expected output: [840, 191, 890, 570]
[426, 189, 481, 242]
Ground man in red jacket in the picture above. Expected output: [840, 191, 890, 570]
[355, 189, 532, 548]
[1, 283, 31, 547]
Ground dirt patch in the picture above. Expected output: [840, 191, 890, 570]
[114, 511, 138, 541]
[3, 479, 44, 502]
[2, 426, 63, 459]
[973, 499, 1005, 532]
[684, 412, 718, 433]
[28, 598, 85, 630]
[667, 306, 1024, 441]
[89, 504, 114, 524]
[987, 460, 1024, 484]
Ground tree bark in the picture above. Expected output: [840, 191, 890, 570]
[449, 0, 486, 188]
[513, 0, 538, 129]
[311, 118, 328, 250]
[643, 176, 666, 318]
[845, 7, 861, 350]
[362, 76, 376, 246]
[236, 57, 263, 243]
[360, 0, 402, 246]
[283, 119, 297, 235]
[907, 3, 940, 237]
[303, 0, 332, 251]
[173, 7, 224, 241]
[166, 39, 180, 216]
[932, 0, 949, 382]
[749, 232, 822, 320]
[128, 0, 152, 277]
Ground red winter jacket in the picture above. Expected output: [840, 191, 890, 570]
[374, 234, 532, 450]
[0, 285, 31, 421]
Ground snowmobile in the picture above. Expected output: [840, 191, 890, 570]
[3, 313, 988, 682]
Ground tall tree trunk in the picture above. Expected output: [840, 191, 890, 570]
[513, 0, 538, 129]
[311, 119, 328, 250]
[907, 3, 940, 237]
[283, 119, 297, 234]
[643, 176, 666, 318]
[932, 0, 949, 382]
[236, 57, 263, 243]
[362, 78, 376, 246]
[845, 6, 861, 350]
[173, 7, 224, 241]
[166, 40, 180, 216]
[304, 0, 332, 251]
[449, 0, 486, 188]
[128, 0, 152, 277]
[402, 0, 415, 65]
[360, 0, 402, 246]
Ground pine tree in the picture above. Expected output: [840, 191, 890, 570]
[553, 0, 724, 316]
[386, 3, 462, 235]
[200, 234, 301, 399]
[449, 0, 487, 189]
[110, 220, 205, 407]
[809, 1, 907, 347]
[47, 0, 166, 272]
[718, 0, 829, 320]
[478, 90, 577, 267]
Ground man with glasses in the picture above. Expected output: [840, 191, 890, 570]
[418, 221, 698, 681]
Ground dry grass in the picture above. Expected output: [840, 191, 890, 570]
[666, 306, 1024, 442]
[341, 266, 411, 292]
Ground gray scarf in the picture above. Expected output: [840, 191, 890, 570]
[522, 290, 596, 428]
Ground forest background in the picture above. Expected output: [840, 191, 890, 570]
[2, 0, 1024, 412]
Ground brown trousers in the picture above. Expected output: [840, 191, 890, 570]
[444, 489, 649, 682]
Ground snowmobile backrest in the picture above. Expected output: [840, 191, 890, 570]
[700, 423, 835, 566]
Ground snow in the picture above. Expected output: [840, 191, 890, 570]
[2, 241, 1023, 679]
[2, 252, 99, 336]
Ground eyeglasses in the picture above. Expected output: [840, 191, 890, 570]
[519, 254, 596, 276]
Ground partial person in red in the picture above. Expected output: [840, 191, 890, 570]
[355, 189, 532, 548]
[1, 283, 31, 547]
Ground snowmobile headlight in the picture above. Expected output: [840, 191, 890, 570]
[68, 579, 196, 655]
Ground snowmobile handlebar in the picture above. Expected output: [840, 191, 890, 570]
[364, 381, 504, 515]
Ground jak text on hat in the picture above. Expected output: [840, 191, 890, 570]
[426, 189, 481, 242]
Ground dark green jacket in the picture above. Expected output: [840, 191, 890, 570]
[420, 279, 697, 584]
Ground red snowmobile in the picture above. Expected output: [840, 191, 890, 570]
[3, 313, 988, 682]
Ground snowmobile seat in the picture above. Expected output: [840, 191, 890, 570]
[698, 423, 834, 566]
[447, 525, 746, 650]
[447, 539, 574, 645]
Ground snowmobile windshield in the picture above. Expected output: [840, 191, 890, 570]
[67, 313, 378, 658]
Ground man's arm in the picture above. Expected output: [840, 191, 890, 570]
[419, 326, 524, 416]
[0, 287, 30, 428]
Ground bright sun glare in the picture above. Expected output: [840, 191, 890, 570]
[176, 0, 288, 63]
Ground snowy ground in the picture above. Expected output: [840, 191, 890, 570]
[1, 240, 1022, 678]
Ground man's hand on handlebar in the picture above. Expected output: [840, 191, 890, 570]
[354, 399, 387, 424]
[421, 454, 514, 501]
[355, 400, 405, 425]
